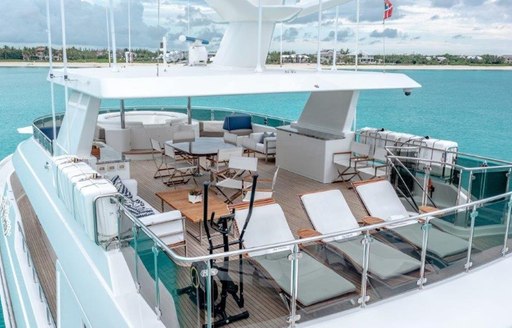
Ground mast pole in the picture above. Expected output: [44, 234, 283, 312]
[255, 0, 263, 72]
[59, 0, 70, 154]
[108, 0, 117, 70]
[332, 5, 339, 71]
[105, 7, 111, 67]
[46, 0, 57, 147]
[128, 0, 132, 63]
[280, 23, 283, 67]
[316, 0, 323, 72]
[355, 0, 360, 71]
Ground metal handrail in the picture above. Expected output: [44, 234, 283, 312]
[386, 155, 512, 173]
[98, 105, 293, 127]
[118, 190, 512, 263]
[358, 130, 512, 166]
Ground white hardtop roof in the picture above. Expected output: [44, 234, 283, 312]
[51, 65, 421, 99]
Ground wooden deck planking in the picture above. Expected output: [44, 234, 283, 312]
[130, 155, 370, 327]
[10, 173, 57, 322]
[130, 155, 368, 260]
[11, 150, 509, 328]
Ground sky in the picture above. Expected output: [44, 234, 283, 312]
[0, 0, 511, 55]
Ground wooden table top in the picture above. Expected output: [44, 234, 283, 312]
[156, 189, 230, 223]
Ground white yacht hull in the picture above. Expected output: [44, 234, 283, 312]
[0, 139, 165, 327]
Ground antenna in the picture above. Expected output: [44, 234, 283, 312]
[45, 0, 57, 148]
[316, 0, 323, 72]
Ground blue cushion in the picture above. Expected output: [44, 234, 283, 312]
[223, 115, 252, 131]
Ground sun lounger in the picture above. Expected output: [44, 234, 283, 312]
[354, 179, 468, 262]
[300, 190, 421, 283]
[234, 203, 356, 307]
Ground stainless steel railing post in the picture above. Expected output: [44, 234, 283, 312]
[465, 205, 478, 272]
[205, 260, 213, 328]
[152, 244, 161, 319]
[418, 219, 431, 289]
[287, 244, 301, 327]
[358, 231, 372, 307]
[133, 224, 140, 292]
[422, 166, 431, 207]
[502, 197, 512, 256]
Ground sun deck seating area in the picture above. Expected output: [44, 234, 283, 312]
[18, 124, 512, 328]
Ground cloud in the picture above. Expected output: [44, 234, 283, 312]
[452, 34, 470, 39]
[431, 0, 461, 8]
[431, 15, 440, 20]
[281, 27, 299, 42]
[463, 0, 486, 6]
[322, 28, 353, 42]
[0, 0, 164, 48]
[369, 28, 398, 38]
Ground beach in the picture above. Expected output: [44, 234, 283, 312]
[0, 61, 511, 71]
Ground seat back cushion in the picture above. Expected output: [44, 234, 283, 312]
[301, 190, 360, 239]
[235, 204, 294, 255]
[355, 180, 409, 221]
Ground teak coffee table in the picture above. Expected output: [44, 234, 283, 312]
[155, 189, 230, 243]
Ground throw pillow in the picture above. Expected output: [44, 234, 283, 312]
[110, 175, 133, 199]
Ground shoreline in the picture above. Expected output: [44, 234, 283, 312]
[0, 61, 511, 71]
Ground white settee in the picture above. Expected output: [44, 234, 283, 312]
[240, 131, 277, 162]
[224, 123, 276, 146]
[122, 179, 186, 253]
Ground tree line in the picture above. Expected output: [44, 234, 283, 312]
[1, 45, 509, 66]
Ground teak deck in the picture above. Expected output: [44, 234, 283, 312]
[14, 153, 510, 328]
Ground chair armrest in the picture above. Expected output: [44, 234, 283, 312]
[297, 228, 321, 239]
[361, 216, 385, 226]
[333, 151, 352, 155]
[241, 136, 257, 149]
[419, 205, 439, 214]
[139, 211, 183, 226]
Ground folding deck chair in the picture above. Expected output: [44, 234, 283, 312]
[234, 203, 357, 308]
[300, 190, 422, 286]
[215, 156, 258, 204]
[333, 141, 371, 182]
[354, 179, 469, 264]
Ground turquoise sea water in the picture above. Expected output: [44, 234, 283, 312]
[1, 67, 511, 161]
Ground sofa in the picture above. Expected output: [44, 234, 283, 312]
[240, 131, 277, 162]
[223, 114, 277, 149]
[222, 115, 254, 146]
[199, 120, 225, 137]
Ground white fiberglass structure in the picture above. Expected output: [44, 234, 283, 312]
[1, 1, 512, 328]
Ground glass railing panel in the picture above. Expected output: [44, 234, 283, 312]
[191, 108, 213, 121]
[470, 197, 510, 268]
[469, 168, 510, 201]
[205, 248, 292, 327]
[294, 238, 360, 324]
[424, 209, 470, 284]
[209, 110, 232, 122]
[135, 225, 159, 314]
[361, 228, 423, 304]
[158, 252, 208, 328]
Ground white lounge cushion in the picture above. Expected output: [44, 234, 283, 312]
[355, 180, 410, 223]
[139, 211, 184, 245]
[234, 203, 356, 306]
[301, 190, 361, 240]
[234, 203, 294, 256]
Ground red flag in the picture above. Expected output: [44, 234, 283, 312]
[384, 0, 393, 20]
